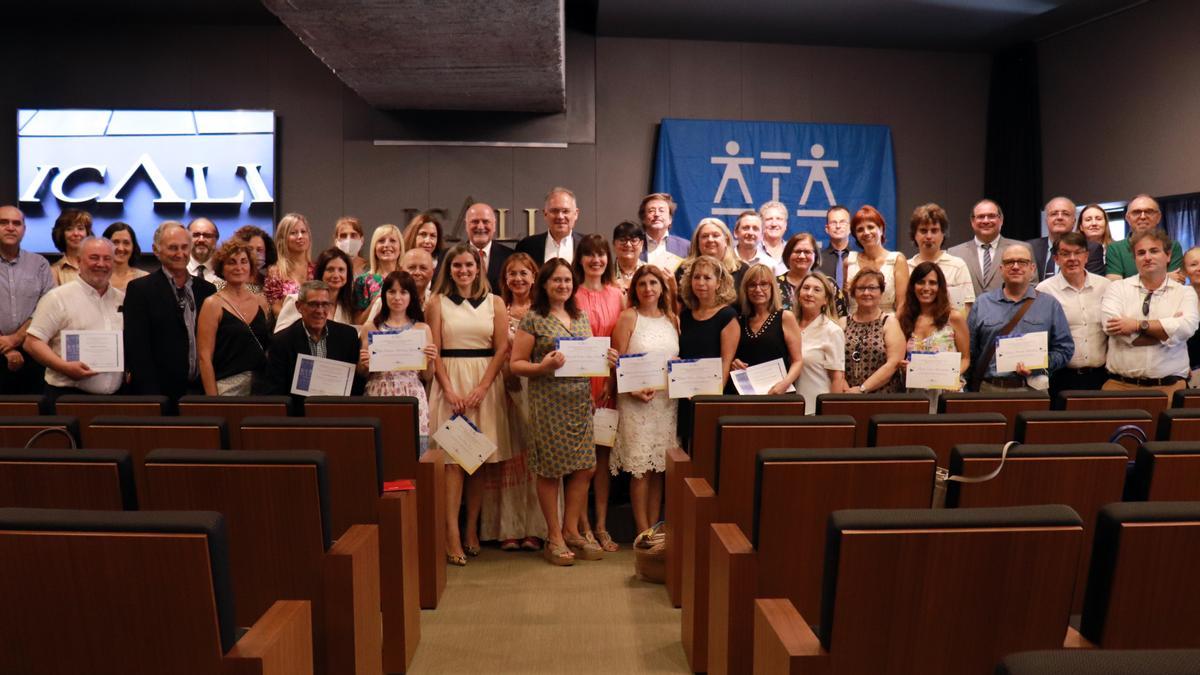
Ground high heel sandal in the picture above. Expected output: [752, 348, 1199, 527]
[565, 532, 604, 560]
[464, 543, 481, 557]
[595, 530, 619, 553]
[446, 552, 467, 567]
[543, 541, 575, 566]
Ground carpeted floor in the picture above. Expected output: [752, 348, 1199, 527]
[407, 546, 689, 674]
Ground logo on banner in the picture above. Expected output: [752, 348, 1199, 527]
[711, 141, 839, 218]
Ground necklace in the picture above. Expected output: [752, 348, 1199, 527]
[744, 310, 779, 339]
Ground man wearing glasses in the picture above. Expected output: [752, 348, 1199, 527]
[1105, 194, 1184, 281]
[948, 198, 1026, 299]
[1027, 196, 1105, 278]
[1037, 231, 1112, 398]
[967, 242, 1073, 392]
[186, 217, 220, 284]
[263, 280, 363, 398]
[1100, 228, 1198, 396]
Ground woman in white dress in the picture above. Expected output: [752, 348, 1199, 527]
[844, 204, 908, 315]
[610, 265, 679, 535]
[793, 272, 847, 412]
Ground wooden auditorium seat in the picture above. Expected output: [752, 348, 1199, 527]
[1172, 388, 1200, 409]
[178, 395, 292, 449]
[681, 414, 855, 673]
[0, 415, 79, 448]
[0, 507, 312, 675]
[1129, 442, 1200, 501]
[1080, 502, 1200, 649]
[816, 392, 928, 446]
[83, 416, 227, 497]
[666, 394, 804, 608]
[143, 449, 388, 675]
[239, 416, 421, 671]
[0, 394, 47, 416]
[0, 448, 136, 510]
[54, 394, 168, 429]
[707, 446, 936, 675]
[1156, 408, 1200, 441]
[1015, 409, 1153, 457]
[868, 412, 1006, 467]
[998, 649, 1200, 675]
[753, 505, 1084, 675]
[938, 390, 1050, 437]
[948, 442, 1128, 612]
[1060, 388, 1169, 426]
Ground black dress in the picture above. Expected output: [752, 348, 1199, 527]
[212, 307, 270, 380]
[725, 309, 791, 394]
[677, 304, 738, 444]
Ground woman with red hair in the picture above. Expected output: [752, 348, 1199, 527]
[844, 205, 908, 315]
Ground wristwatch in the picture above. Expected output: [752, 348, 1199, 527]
[1139, 319, 1150, 334]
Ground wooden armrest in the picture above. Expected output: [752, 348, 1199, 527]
[665, 445, 693, 608]
[378, 490, 421, 672]
[681, 476, 716, 672]
[324, 524, 382, 675]
[1063, 626, 1097, 649]
[417, 447, 446, 609]
[224, 600, 314, 675]
[754, 598, 827, 675]
[709, 522, 758, 675]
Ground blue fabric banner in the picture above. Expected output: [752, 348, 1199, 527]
[652, 118, 897, 246]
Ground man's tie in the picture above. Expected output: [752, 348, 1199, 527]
[197, 264, 206, 279]
[835, 249, 846, 288]
[981, 243, 993, 287]
[477, 248, 487, 274]
[1044, 247, 1055, 278]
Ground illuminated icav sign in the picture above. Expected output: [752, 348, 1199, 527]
[17, 109, 276, 253]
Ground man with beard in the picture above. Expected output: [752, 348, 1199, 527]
[186, 217, 220, 284]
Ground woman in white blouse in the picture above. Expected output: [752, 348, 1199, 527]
[793, 272, 846, 413]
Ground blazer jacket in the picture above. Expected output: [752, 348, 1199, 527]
[262, 319, 365, 398]
[1027, 236, 1105, 278]
[514, 231, 585, 264]
[946, 236, 1027, 299]
[483, 241, 514, 293]
[123, 271, 216, 400]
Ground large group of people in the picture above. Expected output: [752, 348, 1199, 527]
[1, 186, 1197, 568]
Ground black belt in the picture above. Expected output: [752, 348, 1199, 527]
[442, 349, 494, 358]
[983, 376, 1027, 389]
[1063, 366, 1103, 375]
[1109, 373, 1184, 387]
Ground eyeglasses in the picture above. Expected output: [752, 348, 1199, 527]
[302, 301, 333, 310]
[1001, 259, 1032, 267]
[855, 285, 881, 293]
[747, 281, 773, 289]
[1056, 248, 1088, 259]
[616, 238, 642, 247]
[1129, 208, 1160, 218]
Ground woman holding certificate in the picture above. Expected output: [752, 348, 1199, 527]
[728, 264, 804, 394]
[572, 234, 625, 553]
[896, 262, 969, 410]
[841, 269, 905, 394]
[844, 205, 908, 315]
[359, 271, 436, 451]
[264, 213, 314, 316]
[611, 265, 679, 534]
[677, 255, 740, 445]
[511, 258, 601, 566]
[427, 243, 512, 566]
[197, 239, 272, 396]
[794, 273, 847, 412]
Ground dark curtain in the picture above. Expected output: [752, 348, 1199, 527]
[1163, 192, 1200, 251]
[983, 44, 1043, 241]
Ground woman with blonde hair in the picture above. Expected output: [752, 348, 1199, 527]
[676, 218, 749, 290]
[793, 272, 846, 412]
[264, 212, 314, 314]
[1077, 204, 1115, 262]
[351, 223, 405, 324]
[728, 264, 804, 394]
[677, 255, 739, 447]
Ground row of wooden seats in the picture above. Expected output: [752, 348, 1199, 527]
[0, 506, 315, 675]
[998, 648, 1200, 674]
[750, 501, 1200, 675]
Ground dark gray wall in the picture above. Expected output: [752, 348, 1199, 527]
[1040, 0, 1200, 204]
[1, 24, 990, 253]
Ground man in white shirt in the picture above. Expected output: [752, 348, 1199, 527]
[186, 217, 220, 284]
[516, 187, 583, 264]
[638, 192, 689, 267]
[732, 210, 784, 274]
[947, 199, 1025, 299]
[759, 200, 789, 260]
[24, 237, 124, 402]
[1037, 231, 1111, 399]
[1101, 228, 1199, 396]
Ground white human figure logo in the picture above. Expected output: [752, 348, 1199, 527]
[796, 144, 839, 217]
[711, 141, 754, 216]
[759, 151, 792, 203]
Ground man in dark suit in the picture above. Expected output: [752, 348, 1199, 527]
[123, 222, 216, 401]
[1027, 196, 1105, 278]
[817, 205, 855, 287]
[465, 202, 513, 291]
[515, 187, 584, 264]
[947, 199, 1026, 299]
[263, 280, 364, 398]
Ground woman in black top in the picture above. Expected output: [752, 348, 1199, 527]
[677, 255, 739, 445]
[197, 239, 272, 396]
[727, 264, 804, 394]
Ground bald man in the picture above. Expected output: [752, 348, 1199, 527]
[465, 202, 512, 291]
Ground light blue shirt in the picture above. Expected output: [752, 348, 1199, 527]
[967, 284, 1074, 379]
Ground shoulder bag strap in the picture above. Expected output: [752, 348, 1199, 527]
[969, 293, 1036, 390]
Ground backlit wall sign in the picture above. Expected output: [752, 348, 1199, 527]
[17, 109, 276, 253]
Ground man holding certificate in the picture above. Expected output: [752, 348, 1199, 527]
[1101, 228, 1199, 396]
[263, 280, 364, 399]
[24, 237, 124, 400]
[967, 242, 1073, 392]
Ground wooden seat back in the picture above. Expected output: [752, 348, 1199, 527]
[0, 394, 47, 416]
[1081, 502, 1200, 649]
[816, 392, 928, 446]
[178, 395, 292, 449]
[998, 648, 1200, 674]
[1157, 408, 1200, 441]
[939, 390, 1050, 437]
[1129, 442, 1200, 501]
[305, 397, 420, 482]
[0, 448, 136, 510]
[55, 394, 168, 429]
[84, 416, 227, 497]
[0, 415, 79, 449]
[869, 412, 1007, 466]
[1172, 388, 1200, 409]
[948, 442, 1128, 612]
[1061, 388, 1169, 427]
[1016, 409, 1154, 457]
[690, 395, 806, 484]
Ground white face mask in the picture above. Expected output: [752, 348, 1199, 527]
[335, 237, 363, 257]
